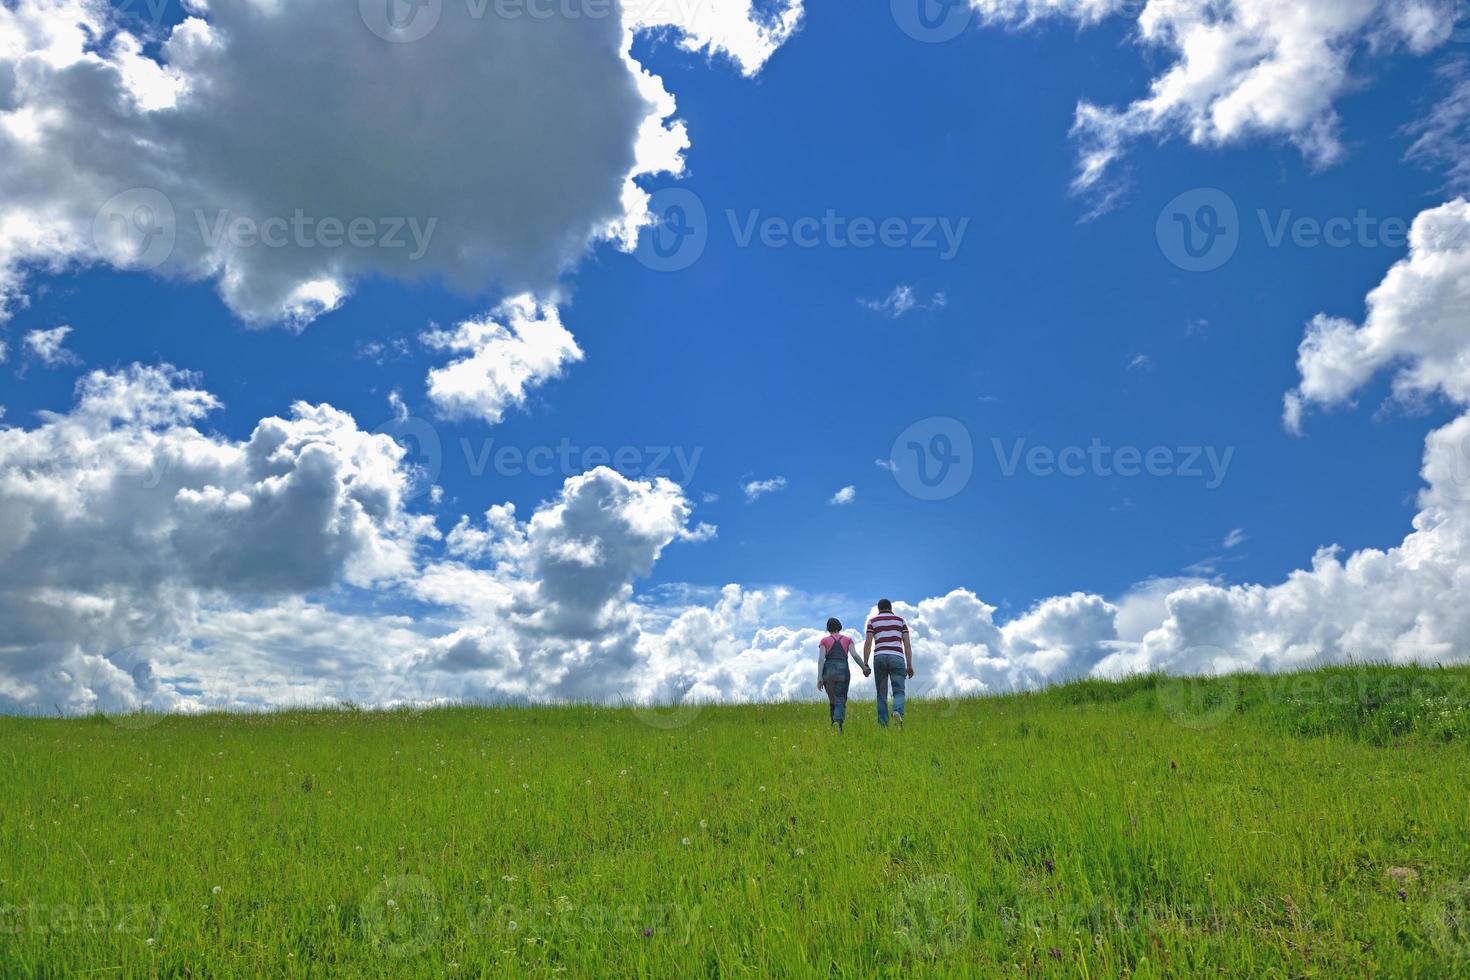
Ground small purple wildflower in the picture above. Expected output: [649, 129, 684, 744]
[1170, 761, 1177, 770]
[643, 928, 653, 938]
[1398, 889, 1407, 901]
[1044, 858, 1054, 874]
[1048, 947, 1061, 960]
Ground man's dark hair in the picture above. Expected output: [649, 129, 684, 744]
[877, 598, 892, 613]
[826, 617, 842, 633]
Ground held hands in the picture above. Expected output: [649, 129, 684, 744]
[862, 664, 872, 678]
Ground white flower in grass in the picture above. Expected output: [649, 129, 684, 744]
[211, 885, 221, 894]
[681, 837, 691, 846]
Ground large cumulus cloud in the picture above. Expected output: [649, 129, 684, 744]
[0, 0, 800, 324]
[0, 364, 435, 712]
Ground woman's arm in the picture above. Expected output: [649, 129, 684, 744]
[816, 644, 825, 690]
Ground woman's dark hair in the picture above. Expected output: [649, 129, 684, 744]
[877, 598, 893, 613]
[826, 617, 842, 633]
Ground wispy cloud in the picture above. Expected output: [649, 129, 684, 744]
[874, 458, 898, 473]
[23, 325, 77, 368]
[1126, 353, 1154, 372]
[1407, 59, 1470, 193]
[1223, 528, 1248, 550]
[859, 285, 947, 319]
[828, 485, 856, 505]
[743, 476, 788, 501]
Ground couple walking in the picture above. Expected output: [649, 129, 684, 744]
[817, 599, 914, 732]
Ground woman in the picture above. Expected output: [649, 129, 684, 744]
[817, 617, 869, 732]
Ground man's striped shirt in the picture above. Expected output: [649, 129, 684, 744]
[866, 612, 908, 656]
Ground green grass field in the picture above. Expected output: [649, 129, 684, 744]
[4, 664, 1470, 977]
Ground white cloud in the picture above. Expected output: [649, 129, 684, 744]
[10, 198, 1470, 715]
[0, 0, 798, 325]
[1407, 59, 1470, 193]
[421, 295, 583, 425]
[22, 325, 77, 367]
[1093, 196, 1470, 681]
[874, 458, 898, 473]
[742, 476, 787, 501]
[828, 485, 856, 505]
[971, 0, 1455, 196]
[1126, 353, 1153, 372]
[0, 364, 436, 713]
[623, 0, 804, 76]
[1287, 198, 1470, 427]
[860, 285, 947, 318]
[1223, 528, 1247, 549]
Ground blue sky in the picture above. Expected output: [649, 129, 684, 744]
[8, 1, 1453, 606]
[3, 0, 1470, 712]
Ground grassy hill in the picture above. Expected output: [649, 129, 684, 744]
[3, 664, 1469, 977]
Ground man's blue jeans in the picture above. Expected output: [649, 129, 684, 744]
[873, 654, 907, 725]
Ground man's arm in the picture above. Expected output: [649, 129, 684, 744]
[903, 631, 914, 678]
[862, 631, 873, 671]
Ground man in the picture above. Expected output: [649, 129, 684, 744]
[863, 598, 914, 728]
